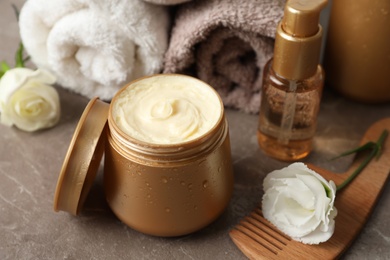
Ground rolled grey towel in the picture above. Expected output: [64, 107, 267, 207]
[164, 0, 285, 113]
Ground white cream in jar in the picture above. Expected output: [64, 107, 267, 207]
[112, 75, 222, 144]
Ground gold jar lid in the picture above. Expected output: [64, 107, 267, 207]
[53, 97, 109, 215]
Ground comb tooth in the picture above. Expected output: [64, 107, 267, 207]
[239, 219, 284, 252]
[244, 215, 290, 248]
[252, 208, 291, 242]
[230, 207, 296, 259]
[230, 228, 280, 260]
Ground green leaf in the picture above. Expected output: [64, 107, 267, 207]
[322, 183, 332, 198]
[15, 42, 25, 68]
[1, 61, 10, 72]
[0, 4, 27, 80]
[331, 141, 376, 160]
[12, 4, 20, 21]
[336, 129, 388, 191]
[0, 63, 6, 79]
[375, 130, 389, 159]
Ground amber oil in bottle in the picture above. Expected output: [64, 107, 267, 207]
[257, 60, 324, 161]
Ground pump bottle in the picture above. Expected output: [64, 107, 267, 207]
[257, 0, 327, 161]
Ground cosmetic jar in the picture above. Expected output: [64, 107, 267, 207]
[54, 74, 234, 237]
[324, 0, 390, 103]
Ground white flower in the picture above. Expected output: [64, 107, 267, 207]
[0, 68, 60, 132]
[262, 162, 337, 244]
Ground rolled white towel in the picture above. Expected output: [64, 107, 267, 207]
[19, 0, 170, 100]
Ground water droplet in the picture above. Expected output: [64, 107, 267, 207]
[165, 207, 171, 213]
[147, 194, 151, 198]
[218, 167, 222, 172]
[137, 171, 142, 176]
[188, 183, 193, 189]
[161, 177, 168, 184]
[203, 180, 208, 188]
[146, 182, 150, 186]
[180, 181, 186, 186]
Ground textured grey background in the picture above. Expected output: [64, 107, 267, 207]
[1, 0, 389, 259]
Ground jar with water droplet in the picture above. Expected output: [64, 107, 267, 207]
[54, 74, 234, 237]
[104, 75, 234, 236]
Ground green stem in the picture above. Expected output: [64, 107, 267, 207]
[336, 129, 388, 191]
[15, 42, 25, 68]
[0, 5, 27, 81]
[331, 141, 376, 160]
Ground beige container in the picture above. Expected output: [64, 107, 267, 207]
[324, 0, 390, 103]
[54, 74, 234, 237]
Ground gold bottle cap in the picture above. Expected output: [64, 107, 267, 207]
[273, 0, 327, 80]
[53, 97, 109, 215]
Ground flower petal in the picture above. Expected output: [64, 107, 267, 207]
[262, 163, 338, 244]
[295, 208, 337, 245]
[0, 68, 35, 108]
[0, 68, 56, 112]
[9, 86, 60, 132]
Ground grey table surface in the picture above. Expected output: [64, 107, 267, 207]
[1, 0, 390, 259]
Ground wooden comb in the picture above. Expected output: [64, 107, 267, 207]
[230, 118, 390, 259]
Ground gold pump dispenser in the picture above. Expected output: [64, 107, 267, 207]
[273, 0, 327, 80]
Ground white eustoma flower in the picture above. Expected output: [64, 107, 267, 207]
[0, 68, 60, 132]
[262, 162, 337, 244]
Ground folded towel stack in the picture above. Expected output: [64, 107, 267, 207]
[19, 0, 284, 113]
[19, 0, 169, 100]
[164, 0, 284, 113]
